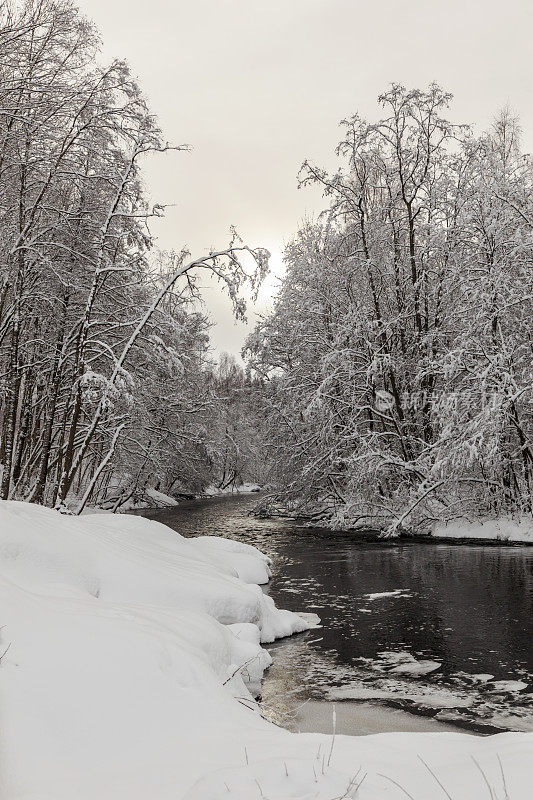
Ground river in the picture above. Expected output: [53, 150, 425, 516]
[134, 493, 533, 736]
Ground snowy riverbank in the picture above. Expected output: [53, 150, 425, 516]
[430, 516, 533, 543]
[1, 501, 532, 799]
[86, 483, 262, 513]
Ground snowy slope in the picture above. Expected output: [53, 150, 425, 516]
[0, 500, 532, 800]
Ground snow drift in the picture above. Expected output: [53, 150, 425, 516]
[1, 500, 532, 800]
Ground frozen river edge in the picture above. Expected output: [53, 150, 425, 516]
[1, 499, 533, 799]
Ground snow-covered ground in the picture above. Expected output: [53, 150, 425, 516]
[432, 516, 533, 543]
[203, 481, 261, 496]
[1, 501, 532, 799]
[82, 486, 182, 513]
[85, 482, 262, 514]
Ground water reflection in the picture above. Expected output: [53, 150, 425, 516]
[135, 494, 533, 732]
[269, 541, 533, 677]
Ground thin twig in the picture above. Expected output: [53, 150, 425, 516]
[417, 754, 454, 800]
[470, 755, 496, 800]
[222, 656, 258, 686]
[497, 754, 510, 800]
[0, 642, 11, 662]
[327, 704, 337, 766]
[377, 772, 416, 800]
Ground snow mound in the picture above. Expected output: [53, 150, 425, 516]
[296, 611, 322, 628]
[1, 500, 533, 800]
[193, 535, 272, 584]
[144, 487, 180, 506]
[0, 500, 310, 799]
[0, 501, 303, 641]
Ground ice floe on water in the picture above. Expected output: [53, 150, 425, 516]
[263, 633, 533, 735]
[324, 653, 533, 732]
[489, 680, 529, 693]
[328, 682, 475, 709]
[374, 651, 442, 676]
[362, 588, 414, 600]
[471, 673, 496, 683]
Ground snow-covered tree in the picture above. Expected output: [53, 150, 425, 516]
[0, 0, 269, 510]
[247, 86, 532, 532]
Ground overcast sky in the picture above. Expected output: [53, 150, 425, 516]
[79, 0, 533, 358]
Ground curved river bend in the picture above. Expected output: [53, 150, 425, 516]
[135, 494, 533, 736]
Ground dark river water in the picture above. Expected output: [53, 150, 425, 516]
[134, 493, 533, 735]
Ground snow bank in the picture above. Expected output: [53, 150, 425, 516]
[0, 501, 303, 640]
[193, 535, 272, 584]
[203, 481, 261, 496]
[432, 516, 533, 542]
[85, 486, 187, 513]
[1, 500, 532, 800]
[145, 487, 180, 506]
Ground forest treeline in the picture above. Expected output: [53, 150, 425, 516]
[0, 0, 267, 511]
[247, 86, 533, 532]
[1, 1, 531, 528]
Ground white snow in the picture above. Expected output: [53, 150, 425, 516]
[1, 499, 533, 800]
[432, 516, 533, 542]
[193, 535, 272, 584]
[144, 487, 180, 506]
[203, 481, 261, 496]
[85, 486, 183, 513]
[296, 611, 322, 628]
